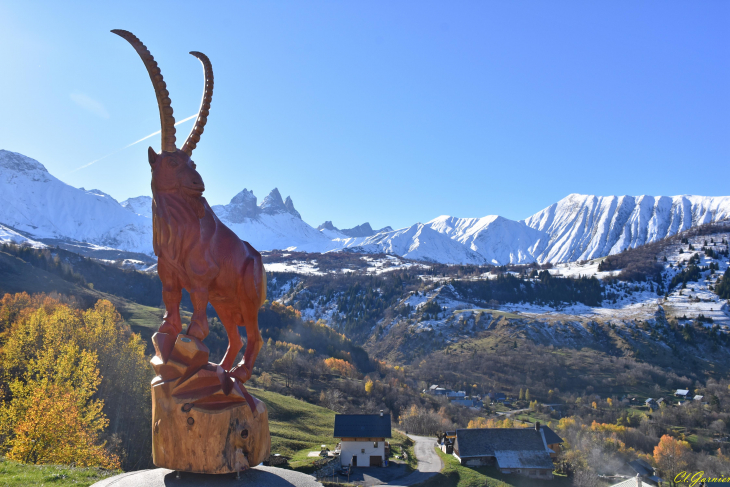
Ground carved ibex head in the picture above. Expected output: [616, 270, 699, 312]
[111, 30, 212, 197]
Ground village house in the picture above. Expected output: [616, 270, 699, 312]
[452, 422, 561, 479]
[613, 459, 663, 486]
[426, 384, 448, 396]
[542, 426, 564, 458]
[446, 390, 467, 399]
[488, 392, 507, 403]
[644, 398, 658, 411]
[440, 431, 456, 454]
[451, 397, 484, 408]
[334, 412, 391, 468]
[674, 389, 690, 398]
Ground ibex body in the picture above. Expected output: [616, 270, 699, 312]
[114, 30, 265, 383]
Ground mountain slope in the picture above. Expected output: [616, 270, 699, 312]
[524, 193, 730, 263]
[212, 189, 333, 251]
[333, 223, 488, 265]
[426, 215, 549, 265]
[0, 150, 153, 254]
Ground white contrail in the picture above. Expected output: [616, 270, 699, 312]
[70, 114, 197, 173]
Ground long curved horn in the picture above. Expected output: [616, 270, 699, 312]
[111, 29, 177, 152]
[182, 51, 214, 157]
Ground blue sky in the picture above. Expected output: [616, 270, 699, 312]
[1, 1, 728, 230]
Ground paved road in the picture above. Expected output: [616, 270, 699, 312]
[496, 408, 530, 416]
[384, 434, 442, 486]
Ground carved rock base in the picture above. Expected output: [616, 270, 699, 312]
[150, 332, 271, 474]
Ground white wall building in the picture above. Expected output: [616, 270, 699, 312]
[334, 412, 392, 467]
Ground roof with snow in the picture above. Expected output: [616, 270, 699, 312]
[334, 414, 391, 438]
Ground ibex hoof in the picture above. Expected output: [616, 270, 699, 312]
[230, 366, 251, 384]
[186, 322, 208, 341]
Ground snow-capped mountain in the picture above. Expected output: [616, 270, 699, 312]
[0, 150, 153, 254]
[425, 215, 549, 265]
[211, 189, 333, 252]
[317, 221, 394, 239]
[524, 194, 730, 263]
[121, 196, 153, 219]
[1, 150, 729, 267]
[332, 223, 488, 265]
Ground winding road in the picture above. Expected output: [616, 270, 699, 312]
[384, 433, 443, 486]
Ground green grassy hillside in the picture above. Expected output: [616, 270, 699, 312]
[248, 387, 337, 470]
[0, 458, 119, 487]
[0, 250, 192, 350]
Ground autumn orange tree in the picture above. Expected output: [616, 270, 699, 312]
[324, 357, 358, 378]
[653, 434, 691, 486]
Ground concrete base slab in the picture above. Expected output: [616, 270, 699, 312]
[91, 466, 323, 487]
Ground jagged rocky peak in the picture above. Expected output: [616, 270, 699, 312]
[260, 188, 301, 219]
[0, 150, 49, 174]
[260, 188, 285, 213]
[317, 221, 338, 231]
[341, 222, 393, 238]
[284, 196, 301, 219]
[223, 189, 259, 222]
[341, 222, 374, 238]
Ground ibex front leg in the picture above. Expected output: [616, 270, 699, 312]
[186, 287, 210, 341]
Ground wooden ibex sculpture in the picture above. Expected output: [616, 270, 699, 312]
[112, 30, 265, 385]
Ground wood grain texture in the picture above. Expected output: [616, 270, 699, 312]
[150, 332, 271, 474]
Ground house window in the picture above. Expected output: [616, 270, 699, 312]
[373, 442, 379, 448]
[361, 449, 365, 454]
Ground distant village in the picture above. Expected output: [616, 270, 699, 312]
[311, 386, 718, 485]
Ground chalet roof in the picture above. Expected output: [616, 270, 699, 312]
[541, 426, 563, 445]
[629, 459, 653, 476]
[333, 414, 391, 438]
[645, 398, 655, 404]
[693, 395, 704, 401]
[494, 450, 554, 469]
[455, 428, 547, 459]
[675, 389, 689, 396]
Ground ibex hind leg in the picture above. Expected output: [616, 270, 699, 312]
[215, 306, 244, 372]
[230, 252, 265, 383]
[159, 285, 183, 335]
[229, 305, 262, 384]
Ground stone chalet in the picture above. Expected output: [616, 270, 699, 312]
[334, 413, 391, 467]
[453, 423, 561, 479]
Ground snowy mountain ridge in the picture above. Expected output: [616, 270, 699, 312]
[1, 149, 728, 266]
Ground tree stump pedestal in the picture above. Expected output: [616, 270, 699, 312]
[150, 332, 271, 474]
